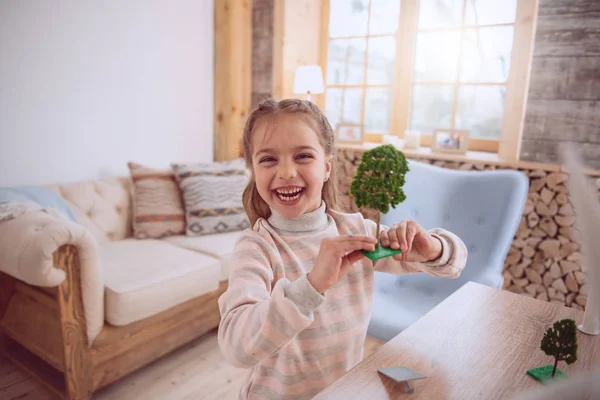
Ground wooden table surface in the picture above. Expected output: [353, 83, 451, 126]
[314, 282, 600, 400]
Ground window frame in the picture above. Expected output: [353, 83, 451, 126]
[319, 0, 539, 161]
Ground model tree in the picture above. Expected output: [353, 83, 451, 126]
[350, 144, 409, 260]
[527, 318, 578, 382]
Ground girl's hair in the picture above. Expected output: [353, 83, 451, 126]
[242, 98, 340, 226]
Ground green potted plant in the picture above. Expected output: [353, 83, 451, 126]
[527, 318, 578, 383]
[350, 144, 409, 261]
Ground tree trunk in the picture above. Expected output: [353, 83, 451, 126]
[376, 211, 381, 247]
[552, 357, 558, 377]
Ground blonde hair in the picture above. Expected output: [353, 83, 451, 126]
[242, 98, 340, 226]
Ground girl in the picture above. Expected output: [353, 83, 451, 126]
[218, 99, 468, 399]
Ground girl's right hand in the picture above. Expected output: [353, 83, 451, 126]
[308, 235, 377, 293]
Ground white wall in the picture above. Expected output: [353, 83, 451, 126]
[0, 0, 214, 187]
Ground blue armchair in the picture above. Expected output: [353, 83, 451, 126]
[367, 159, 529, 341]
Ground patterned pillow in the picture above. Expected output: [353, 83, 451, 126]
[172, 159, 250, 236]
[128, 162, 186, 238]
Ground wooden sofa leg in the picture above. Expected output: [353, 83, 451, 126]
[0, 272, 16, 361]
[55, 245, 93, 400]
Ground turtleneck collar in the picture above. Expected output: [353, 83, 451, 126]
[267, 201, 328, 234]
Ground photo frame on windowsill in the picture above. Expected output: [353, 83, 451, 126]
[431, 128, 470, 155]
[335, 123, 364, 145]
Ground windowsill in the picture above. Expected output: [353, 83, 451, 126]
[336, 136, 503, 164]
[335, 136, 570, 173]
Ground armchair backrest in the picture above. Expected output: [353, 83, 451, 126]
[381, 160, 529, 294]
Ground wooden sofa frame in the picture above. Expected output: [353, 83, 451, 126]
[0, 245, 227, 400]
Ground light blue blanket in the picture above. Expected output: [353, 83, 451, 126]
[0, 185, 78, 221]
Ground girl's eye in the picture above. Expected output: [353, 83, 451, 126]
[297, 153, 313, 160]
[259, 156, 275, 163]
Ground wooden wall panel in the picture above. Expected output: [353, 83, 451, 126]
[524, 100, 600, 142]
[214, 0, 252, 162]
[252, 0, 274, 109]
[521, 0, 600, 169]
[521, 140, 600, 164]
[538, 0, 600, 15]
[533, 12, 600, 57]
[528, 57, 600, 101]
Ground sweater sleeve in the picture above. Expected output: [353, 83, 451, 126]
[217, 230, 325, 369]
[364, 219, 468, 278]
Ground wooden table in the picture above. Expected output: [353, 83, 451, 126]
[314, 282, 600, 400]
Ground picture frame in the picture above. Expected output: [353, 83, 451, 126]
[431, 128, 470, 154]
[335, 123, 364, 145]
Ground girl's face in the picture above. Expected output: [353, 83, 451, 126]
[251, 113, 332, 220]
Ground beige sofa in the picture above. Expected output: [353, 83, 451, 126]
[0, 176, 241, 400]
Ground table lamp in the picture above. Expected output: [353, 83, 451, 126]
[293, 65, 324, 102]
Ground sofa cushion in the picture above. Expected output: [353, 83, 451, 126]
[164, 231, 241, 281]
[100, 239, 220, 326]
[128, 162, 186, 239]
[48, 177, 132, 243]
[171, 159, 250, 236]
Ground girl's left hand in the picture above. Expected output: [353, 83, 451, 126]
[380, 220, 443, 263]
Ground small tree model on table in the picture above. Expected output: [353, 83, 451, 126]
[350, 144, 409, 261]
[527, 318, 578, 383]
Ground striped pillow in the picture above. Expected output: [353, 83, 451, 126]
[172, 159, 250, 236]
[128, 162, 186, 238]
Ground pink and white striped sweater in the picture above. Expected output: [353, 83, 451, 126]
[217, 203, 468, 399]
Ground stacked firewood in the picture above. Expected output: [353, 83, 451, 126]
[334, 149, 591, 310]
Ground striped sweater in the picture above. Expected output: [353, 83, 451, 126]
[217, 203, 468, 399]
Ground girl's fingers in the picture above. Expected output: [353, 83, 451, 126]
[338, 239, 376, 254]
[338, 235, 378, 244]
[406, 221, 418, 252]
[390, 223, 405, 250]
[344, 250, 366, 265]
[380, 230, 390, 247]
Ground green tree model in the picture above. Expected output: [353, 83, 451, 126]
[540, 318, 578, 377]
[350, 144, 409, 260]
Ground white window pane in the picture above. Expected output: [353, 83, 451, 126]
[342, 88, 363, 124]
[418, 0, 463, 29]
[414, 31, 460, 82]
[409, 85, 454, 134]
[367, 36, 396, 85]
[456, 85, 506, 139]
[461, 26, 514, 83]
[325, 88, 343, 130]
[327, 39, 367, 85]
[324, 88, 363, 127]
[365, 88, 392, 132]
[329, 0, 369, 38]
[465, 0, 517, 25]
[369, 0, 401, 35]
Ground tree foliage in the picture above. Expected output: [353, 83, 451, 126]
[540, 318, 578, 377]
[350, 144, 409, 214]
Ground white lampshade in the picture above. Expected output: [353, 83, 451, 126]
[293, 66, 325, 97]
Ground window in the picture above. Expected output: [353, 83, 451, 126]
[321, 0, 537, 157]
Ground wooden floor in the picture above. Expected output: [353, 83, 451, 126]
[0, 329, 385, 400]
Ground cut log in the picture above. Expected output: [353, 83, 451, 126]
[546, 172, 568, 190]
[565, 273, 579, 293]
[526, 269, 543, 285]
[540, 188, 554, 205]
[555, 215, 575, 227]
[539, 217, 558, 237]
[527, 212, 540, 228]
[558, 203, 574, 216]
[559, 260, 579, 275]
[549, 262, 562, 279]
[539, 239, 560, 258]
